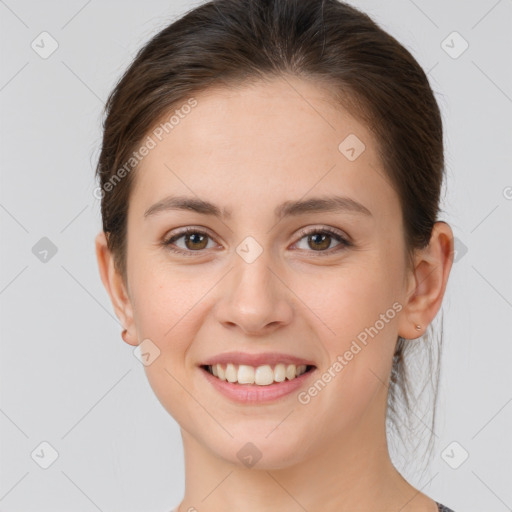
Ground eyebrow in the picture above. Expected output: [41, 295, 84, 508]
[143, 194, 372, 219]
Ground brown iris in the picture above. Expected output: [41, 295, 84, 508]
[184, 232, 208, 250]
[307, 233, 332, 251]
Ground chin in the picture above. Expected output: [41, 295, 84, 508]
[214, 427, 313, 470]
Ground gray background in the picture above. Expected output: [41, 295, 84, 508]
[1, 0, 511, 511]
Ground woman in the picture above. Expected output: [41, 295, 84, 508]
[94, 0, 456, 510]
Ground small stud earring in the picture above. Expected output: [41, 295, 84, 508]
[415, 324, 421, 331]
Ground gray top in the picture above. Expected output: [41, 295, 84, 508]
[171, 501, 456, 511]
[437, 503, 455, 512]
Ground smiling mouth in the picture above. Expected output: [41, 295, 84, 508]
[201, 363, 316, 386]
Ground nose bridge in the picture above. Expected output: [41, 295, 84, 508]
[232, 245, 278, 309]
[216, 242, 293, 333]
[232, 231, 275, 292]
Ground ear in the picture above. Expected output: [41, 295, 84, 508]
[398, 221, 454, 340]
[95, 231, 138, 346]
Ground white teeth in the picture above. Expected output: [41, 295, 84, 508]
[254, 365, 274, 385]
[225, 363, 237, 383]
[207, 363, 310, 385]
[274, 363, 286, 382]
[238, 364, 255, 384]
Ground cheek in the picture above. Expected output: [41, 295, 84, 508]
[303, 259, 401, 399]
[129, 254, 206, 338]
[303, 260, 400, 340]
[128, 260, 208, 421]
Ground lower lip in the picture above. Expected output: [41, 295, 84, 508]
[199, 366, 316, 404]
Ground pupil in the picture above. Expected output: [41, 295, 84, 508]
[187, 233, 206, 249]
[310, 233, 330, 250]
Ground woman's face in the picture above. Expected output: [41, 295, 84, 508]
[116, 76, 417, 468]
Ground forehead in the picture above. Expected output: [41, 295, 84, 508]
[130, 76, 396, 220]
[155, 77, 371, 161]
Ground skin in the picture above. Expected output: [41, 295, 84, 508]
[96, 75, 454, 512]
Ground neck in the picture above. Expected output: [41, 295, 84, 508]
[176, 386, 436, 512]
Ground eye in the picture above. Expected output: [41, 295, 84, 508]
[163, 227, 217, 256]
[162, 226, 351, 257]
[293, 227, 351, 255]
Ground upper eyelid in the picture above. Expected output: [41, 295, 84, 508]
[296, 225, 349, 240]
[165, 226, 216, 243]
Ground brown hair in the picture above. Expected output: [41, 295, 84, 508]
[96, 0, 446, 465]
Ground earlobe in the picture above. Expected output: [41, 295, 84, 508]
[95, 231, 138, 346]
[398, 222, 454, 340]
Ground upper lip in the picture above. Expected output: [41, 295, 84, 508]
[200, 352, 316, 368]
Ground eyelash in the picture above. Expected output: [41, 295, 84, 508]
[162, 226, 352, 257]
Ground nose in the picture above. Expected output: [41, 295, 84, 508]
[214, 252, 294, 336]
